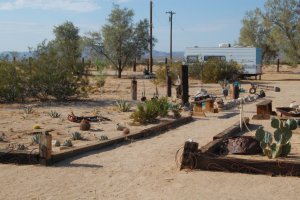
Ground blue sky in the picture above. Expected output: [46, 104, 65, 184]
[0, 0, 265, 52]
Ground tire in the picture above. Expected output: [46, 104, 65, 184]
[249, 87, 256, 94]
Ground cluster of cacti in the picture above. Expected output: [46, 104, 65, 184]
[0, 135, 5, 142]
[115, 99, 131, 112]
[99, 135, 108, 141]
[31, 134, 40, 144]
[48, 110, 61, 118]
[63, 139, 73, 147]
[16, 143, 26, 150]
[71, 132, 82, 140]
[255, 118, 297, 159]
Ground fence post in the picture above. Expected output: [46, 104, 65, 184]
[131, 77, 137, 100]
[181, 64, 189, 105]
[39, 131, 52, 166]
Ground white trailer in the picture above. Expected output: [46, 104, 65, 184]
[184, 46, 262, 77]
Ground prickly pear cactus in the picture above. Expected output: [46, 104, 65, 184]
[255, 118, 297, 159]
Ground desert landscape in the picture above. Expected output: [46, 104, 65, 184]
[0, 65, 299, 200]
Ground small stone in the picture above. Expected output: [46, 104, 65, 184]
[123, 128, 130, 135]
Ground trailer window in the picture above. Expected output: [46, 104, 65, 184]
[204, 56, 226, 61]
[186, 56, 198, 63]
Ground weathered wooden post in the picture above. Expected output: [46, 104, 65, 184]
[82, 57, 85, 67]
[277, 58, 280, 72]
[181, 64, 189, 105]
[131, 77, 137, 100]
[133, 58, 137, 72]
[180, 141, 199, 169]
[39, 131, 52, 165]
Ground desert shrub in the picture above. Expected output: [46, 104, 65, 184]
[130, 97, 172, 124]
[202, 59, 242, 83]
[48, 110, 61, 118]
[27, 40, 84, 101]
[115, 99, 131, 112]
[131, 99, 160, 124]
[154, 62, 181, 84]
[188, 64, 202, 80]
[157, 97, 169, 117]
[94, 59, 107, 88]
[0, 61, 27, 102]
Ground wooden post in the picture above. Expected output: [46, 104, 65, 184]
[133, 58, 137, 72]
[181, 65, 189, 105]
[82, 57, 85, 67]
[277, 58, 280, 72]
[180, 141, 199, 169]
[166, 65, 172, 97]
[131, 77, 137, 100]
[39, 131, 52, 165]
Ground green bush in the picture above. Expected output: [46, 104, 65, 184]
[0, 61, 27, 102]
[130, 97, 173, 124]
[115, 99, 131, 112]
[202, 60, 242, 83]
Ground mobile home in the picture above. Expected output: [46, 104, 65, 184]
[184, 46, 262, 77]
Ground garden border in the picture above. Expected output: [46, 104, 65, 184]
[0, 116, 193, 165]
[180, 120, 300, 177]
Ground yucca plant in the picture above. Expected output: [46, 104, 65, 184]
[23, 106, 33, 114]
[48, 110, 61, 118]
[71, 132, 82, 140]
[115, 99, 131, 112]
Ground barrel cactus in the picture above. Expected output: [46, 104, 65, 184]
[255, 118, 297, 159]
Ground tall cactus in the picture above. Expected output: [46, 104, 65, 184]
[255, 118, 297, 159]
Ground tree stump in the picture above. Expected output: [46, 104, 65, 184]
[180, 141, 199, 169]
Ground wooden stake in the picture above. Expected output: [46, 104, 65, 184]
[131, 77, 137, 100]
[39, 131, 52, 165]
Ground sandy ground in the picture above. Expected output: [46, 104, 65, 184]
[0, 65, 300, 200]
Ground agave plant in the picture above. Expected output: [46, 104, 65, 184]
[115, 99, 131, 112]
[31, 134, 41, 144]
[63, 139, 73, 147]
[71, 132, 82, 140]
[23, 106, 33, 114]
[0, 135, 5, 142]
[48, 110, 61, 118]
[16, 143, 26, 150]
[99, 135, 108, 141]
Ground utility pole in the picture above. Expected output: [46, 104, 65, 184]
[166, 11, 175, 65]
[149, 0, 153, 73]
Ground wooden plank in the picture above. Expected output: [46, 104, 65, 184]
[52, 116, 193, 164]
[213, 118, 249, 140]
[195, 154, 300, 177]
[0, 150, 39, 164]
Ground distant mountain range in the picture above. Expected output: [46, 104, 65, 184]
[0, 50, 184, 61]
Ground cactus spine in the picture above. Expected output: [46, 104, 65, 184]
[255, 118, 297, 159]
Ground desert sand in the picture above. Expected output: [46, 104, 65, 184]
[0, 65, 299, 200]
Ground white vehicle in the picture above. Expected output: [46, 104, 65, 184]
[184, 45, 263, 78]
